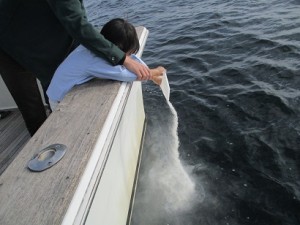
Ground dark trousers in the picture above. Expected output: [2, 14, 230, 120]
[0, 49, 47, 136]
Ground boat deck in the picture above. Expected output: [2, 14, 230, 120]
[0, 110, 30, 175]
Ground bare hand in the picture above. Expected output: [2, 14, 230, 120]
[123, 55, 151, 80]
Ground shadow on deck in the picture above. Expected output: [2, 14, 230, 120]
[0, 110, 30, 175]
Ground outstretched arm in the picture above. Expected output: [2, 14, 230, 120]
[46, 0, 124, 65]
[123, 55, 151, 80]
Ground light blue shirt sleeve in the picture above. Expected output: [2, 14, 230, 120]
[47, 45, 147, 102]
[87, 55, 140, 82]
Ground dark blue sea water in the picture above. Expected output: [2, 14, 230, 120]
[86, 0, 300, 224]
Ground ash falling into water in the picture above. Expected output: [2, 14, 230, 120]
[131, 92, 203, 225]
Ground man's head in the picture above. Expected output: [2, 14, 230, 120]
[101, 18, 140, 55]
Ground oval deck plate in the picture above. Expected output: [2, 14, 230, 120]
[28, 144, 67, 172]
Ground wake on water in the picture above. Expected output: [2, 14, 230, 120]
[131, 90, 204, 225]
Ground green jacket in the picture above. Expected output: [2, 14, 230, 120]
[0, 0, 125, 87]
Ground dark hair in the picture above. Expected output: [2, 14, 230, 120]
[101, 18, 140, 54]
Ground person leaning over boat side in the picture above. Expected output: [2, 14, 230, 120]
[0, 0, 150, 136]
[47, 18, 166, 111]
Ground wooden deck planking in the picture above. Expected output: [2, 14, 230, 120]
[0, 110, 30, 175]
[0, 80, 121, 225]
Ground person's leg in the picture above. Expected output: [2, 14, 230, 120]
[0, 49, 47, 136]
